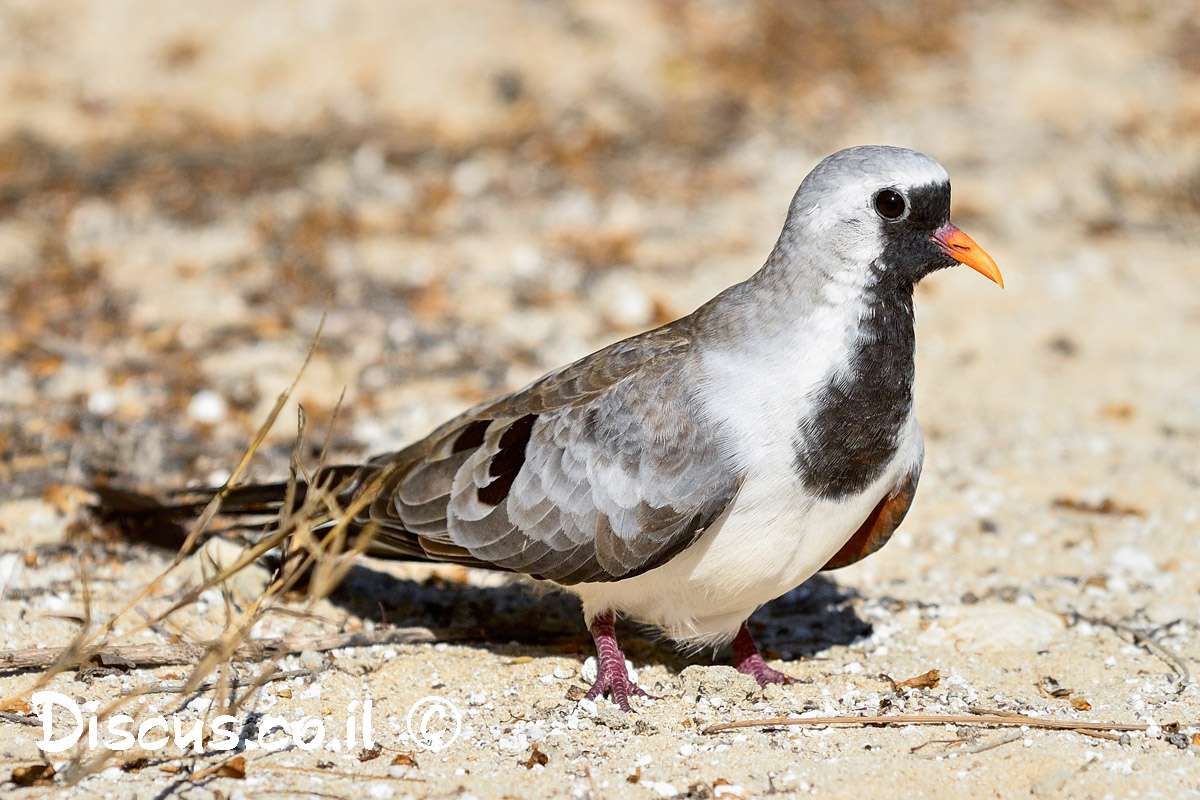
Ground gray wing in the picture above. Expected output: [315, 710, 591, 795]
[356, 326, 743, 585]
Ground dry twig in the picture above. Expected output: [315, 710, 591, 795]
[704, 712, 1152, 736]
[912, 730, 1024, 759]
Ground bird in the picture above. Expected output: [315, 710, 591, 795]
[97, 145, 1001, 711]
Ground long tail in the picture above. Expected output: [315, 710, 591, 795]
[89, 464, 376, 553]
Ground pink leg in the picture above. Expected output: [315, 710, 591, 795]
[583, 611, 652, 712]
[732, 623, 791, 686]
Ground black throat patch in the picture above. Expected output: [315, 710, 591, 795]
[791, 181, 950, 500]
[792, 285, 916, 500]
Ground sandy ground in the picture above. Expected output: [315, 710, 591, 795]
[2, 1, 1200, 797]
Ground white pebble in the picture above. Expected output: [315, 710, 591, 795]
[87, 389, 119, 416]
[0, 553, 20, 598]
[452, 159, 491, 198]
[187, 697, 213, 712]
[187, 389, 227, 424]
[510, 245, 544, 277]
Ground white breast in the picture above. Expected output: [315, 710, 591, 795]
[570, 415, 922, 647]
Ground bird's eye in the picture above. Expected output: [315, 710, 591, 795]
[874, 189, 906, 220]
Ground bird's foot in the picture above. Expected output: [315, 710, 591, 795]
[584, 611, 653, 712]
[732, 622, 792, 687]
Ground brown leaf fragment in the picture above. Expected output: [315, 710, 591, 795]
[0, 697, 31, 714]
[1052, 497, 1145, 517]
[896, 669, 940, 690]
[43, 484, 92, 513]
[215, 756, 247, 780]
[1099, 403, 1135, 420]
[390, 753, 419, 767]
[1070, 696, 1092, 711]
[520, 743, 549, 769]
[11, 764, 56, 787]
[192, 756, 247, 782]
[357, 744, 383, 762]
[1038, 676, 1074, 699]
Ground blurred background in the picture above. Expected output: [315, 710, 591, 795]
[0, 0, 1197, 508]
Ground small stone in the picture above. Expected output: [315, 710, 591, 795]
[187, 389, 228, 424]
[594, 703, 630, 729]
[87, 389, 119, 416]
[451, 159, 491, 198]
[678, 666, 761, 705]
[299, 650, 330, 671]
[366, 783, 394, 799]
[1166, 732, 1191, 750]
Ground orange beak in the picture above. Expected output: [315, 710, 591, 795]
[933, 224, 1003, 288]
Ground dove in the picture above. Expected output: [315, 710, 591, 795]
[100, 146, 1001, 711]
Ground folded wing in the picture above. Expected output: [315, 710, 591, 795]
[360, 327, 743, 584]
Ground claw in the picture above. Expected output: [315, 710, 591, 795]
[732, 622, 793, 687]
[583, 611, 652, 712]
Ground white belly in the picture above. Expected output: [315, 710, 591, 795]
[570, 417, 923, 647]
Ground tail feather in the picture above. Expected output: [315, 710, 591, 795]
[90, 463, 376, 552]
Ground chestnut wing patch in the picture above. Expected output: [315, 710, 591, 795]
[820, 466, 920, 571]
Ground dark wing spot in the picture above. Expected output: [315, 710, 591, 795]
[452, 419, 491, 453]
[498, 414, 537, 450]
[478, 414, 538, 506]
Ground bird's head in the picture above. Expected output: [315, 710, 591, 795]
[783, 145, 1002, 289]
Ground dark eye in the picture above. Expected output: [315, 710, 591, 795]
[874, 189, 906, 220]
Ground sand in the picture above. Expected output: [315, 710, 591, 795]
[1, 1, 1198, 797]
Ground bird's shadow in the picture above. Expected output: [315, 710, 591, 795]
[322, 560, 872, 674]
